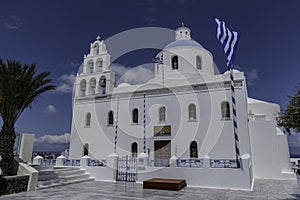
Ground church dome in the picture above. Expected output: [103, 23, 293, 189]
[164, 39, 203, 49]
[117, 82, 131, 88]
[154, 24, 215, 77]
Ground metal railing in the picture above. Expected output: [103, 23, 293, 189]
[63, 159, 80, 166]
[177, 159, 203, 168]
[88, 159, 107, 167]
[149, 159, 170, 167]
[210, 159, 238, 168]
[41, 159, 56, 166]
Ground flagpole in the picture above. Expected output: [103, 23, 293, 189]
[153, 54, 164, 87]
[229, 66, 241, 168]
[143, 93, 146, 154]
[162, 62, 165, 88]
[114, 97, 120, 154]
[215, 17, 241, 169]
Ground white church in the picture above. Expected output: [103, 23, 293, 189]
[68, 25, 295, 190]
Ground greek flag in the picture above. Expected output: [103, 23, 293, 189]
[153, 54, 163, 64]
[215, 18, 240, 69]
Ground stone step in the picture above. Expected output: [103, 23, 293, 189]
[35, 166, 94, 189]
[32, 165, 54, 171]
[38, 178, 61, 186]
[38, 169, 57, 176]
[36, 177, 95, 190]
[54, 167, 81, 172]
[38, 172, 59, 181]
[57, 169, 85, 176]
[60, 173, 90, 182]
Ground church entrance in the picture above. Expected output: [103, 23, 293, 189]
[154, 140, 171, 166]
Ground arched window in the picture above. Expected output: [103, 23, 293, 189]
[96, 58, 103, 71]
[83, 143, 89, 156]
[80, 79, 86, 97]
[87, 60, 94, 73]
[131, 142, 138, 158]
[94, 44, 100, 55]
[172, 56, 178, 70]
[108, 110, 114, 125]
[132, 108, 139, 124]
[221, 101, 230, 119]
[89, 78, 96, 95]
[85, 112, 91, 127]
[188, 104, 196, 120]
[196, 56, 202, 70]
[190, 141, 198, 158]
[99, 76, 106, 94]
[159, 106, 166, 122]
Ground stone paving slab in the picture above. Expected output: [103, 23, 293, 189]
[1, 179, 300, 200]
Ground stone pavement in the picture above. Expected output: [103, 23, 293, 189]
[1, 179, 300, 200]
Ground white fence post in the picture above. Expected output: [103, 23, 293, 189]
[203, 155, 210, 168]
[170, 155, 178, 168]
[138, 153, 148, 170]
[80, 155, 91, 169]
[56, 155, 66, 166]
[241, 154, 251, 171]
[108, 153, 118, 181]
[32, 155, 43, 165]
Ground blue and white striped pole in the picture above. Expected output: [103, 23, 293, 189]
[230, 68, 241, 168]
[143, 93, 146, 154]
[114, 97, 120, 153]
[162, 59, 165, 88]
[215, 18, 241, 168]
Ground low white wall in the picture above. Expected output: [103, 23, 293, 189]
[17, 162, 39, 191]
[137, 158, 253, 191]
[60, 155, 253, 190]
[278, 135, 293, 173]
[249, 121, 296, 180]
[84, 167, 115, 182]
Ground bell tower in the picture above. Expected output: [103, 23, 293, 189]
[76, 36, 115, 97]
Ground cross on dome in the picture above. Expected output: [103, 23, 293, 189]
[96, 36, 101, 41]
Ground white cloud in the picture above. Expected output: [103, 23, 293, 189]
[34, 133, 70, 152]
[236, 66, 259, 86]
[1, 14, 21, 30]
[56, 73, 76, 93]
[35, 133, 70, 145]
[245, 68, 259, 86]
[45, 104, 57, 114]
[111, 63, 154, 85]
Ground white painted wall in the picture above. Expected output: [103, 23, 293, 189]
[69, 81, 250, 161]
[249, 121, 295, 180]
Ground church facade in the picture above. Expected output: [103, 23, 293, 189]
[69, 25, 295, 187]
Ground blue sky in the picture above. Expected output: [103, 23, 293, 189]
[0, 0, 299, 151]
